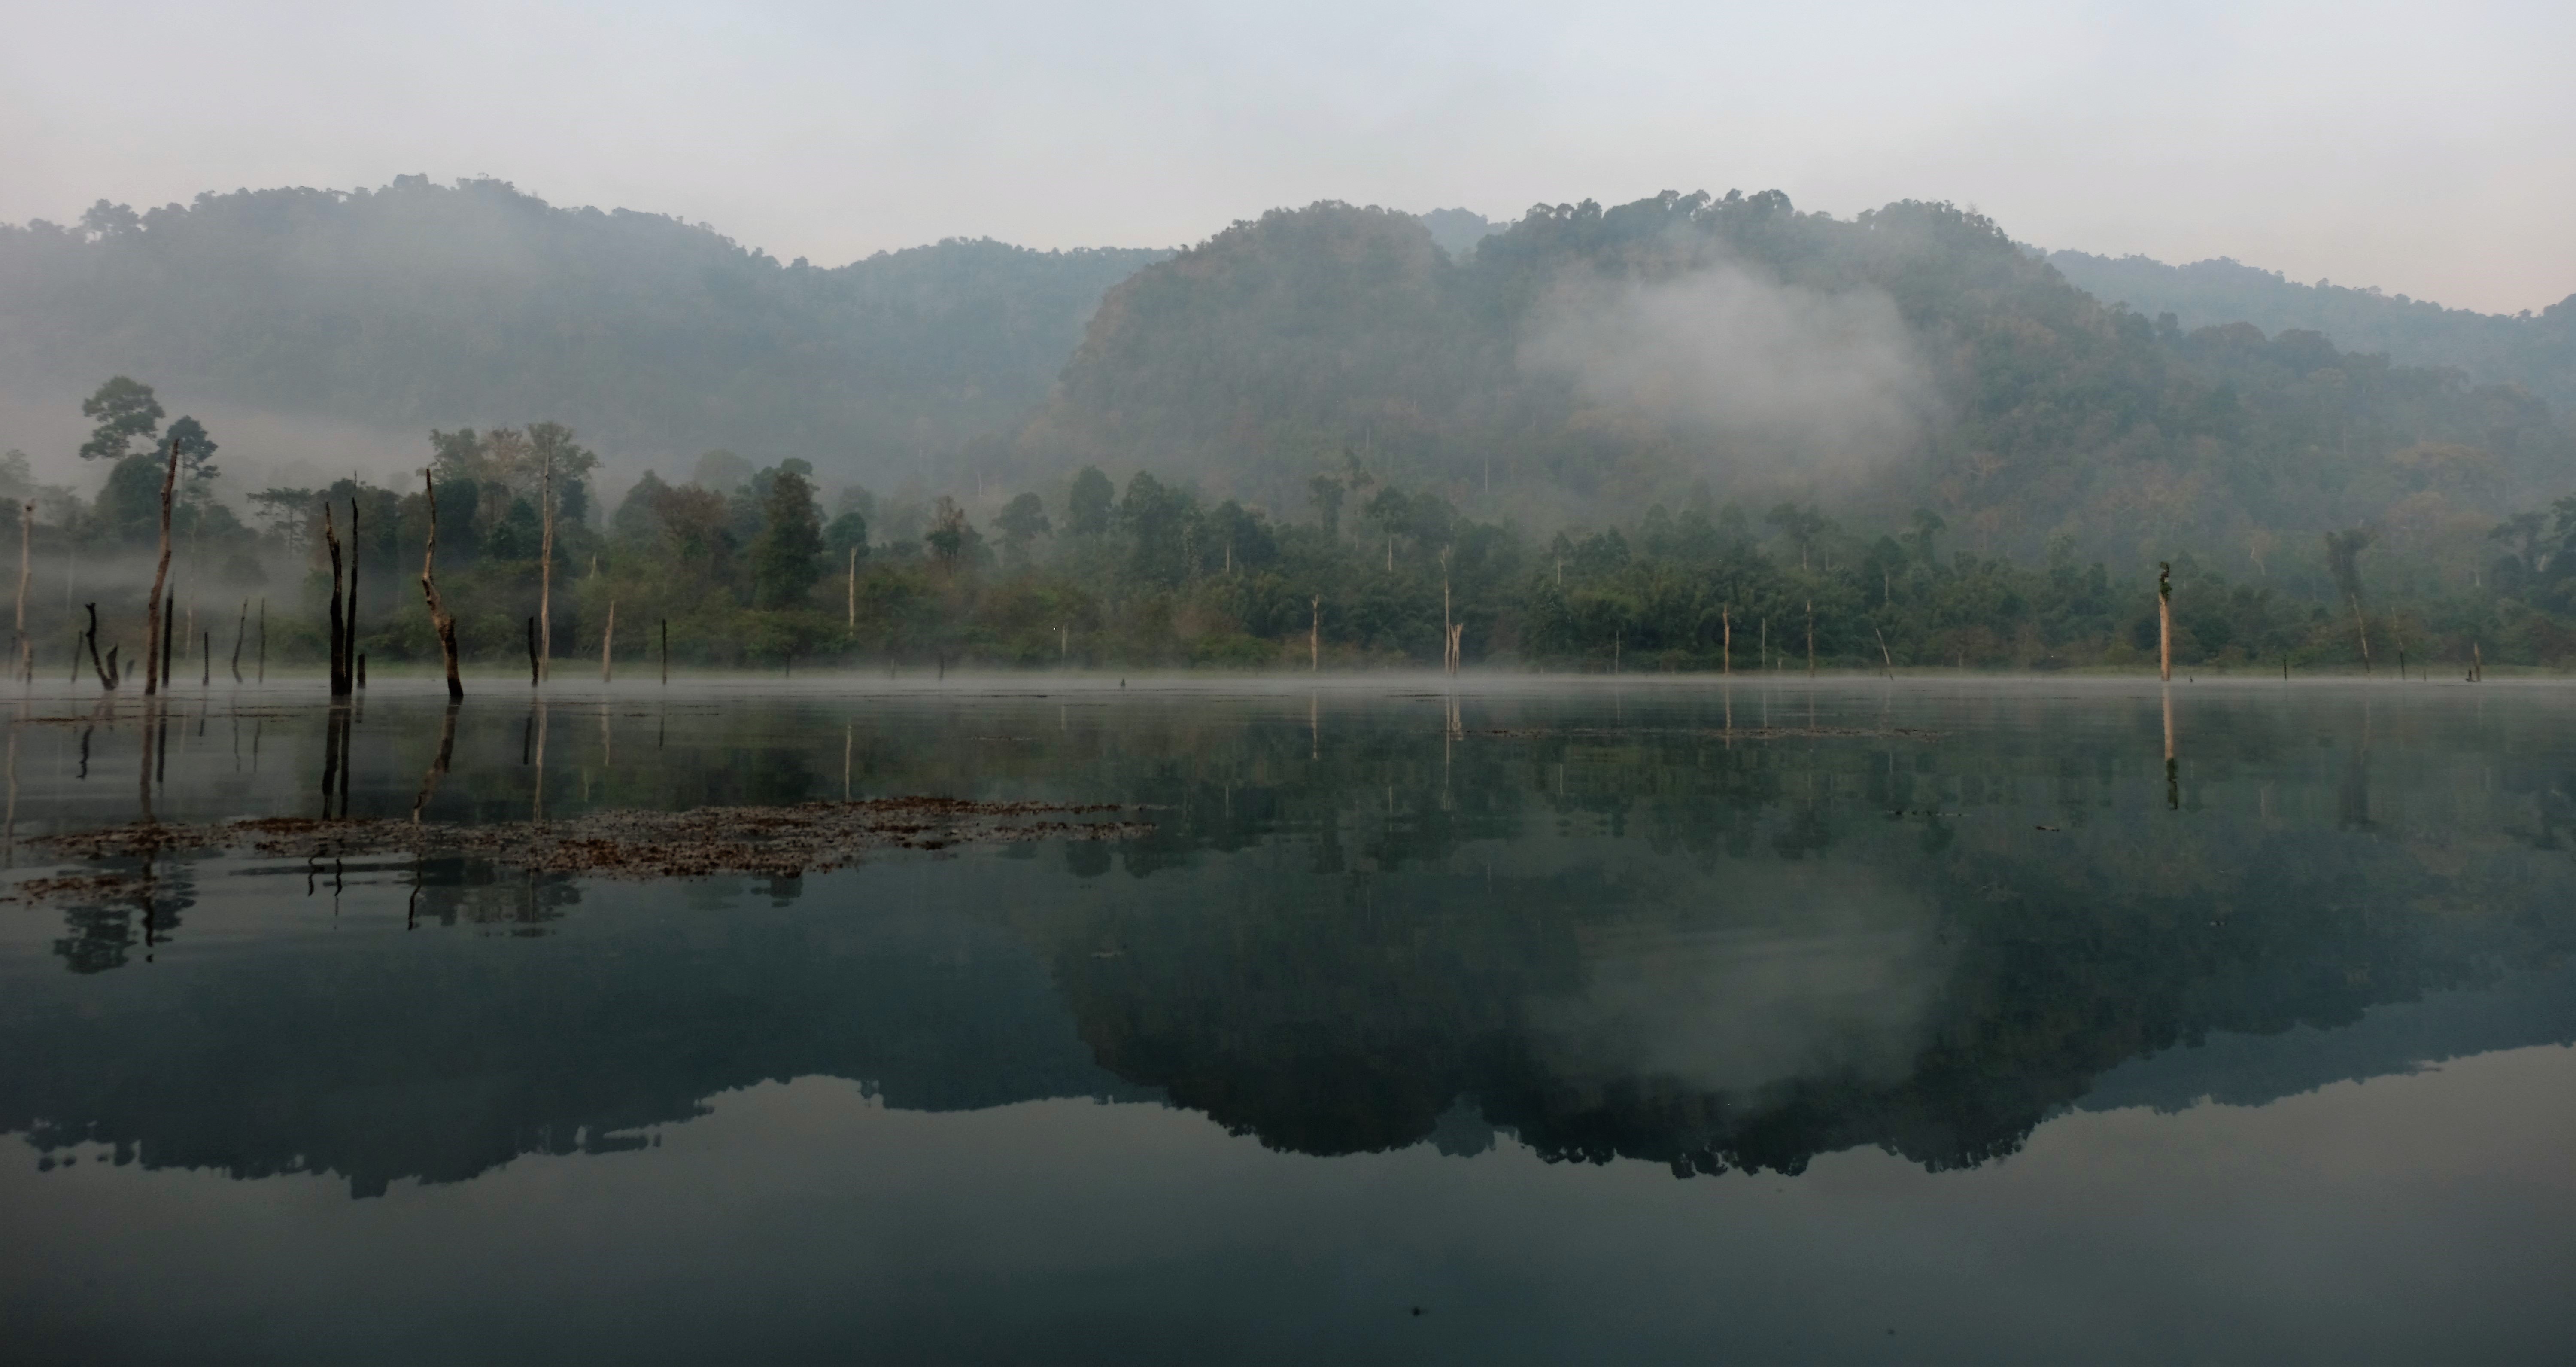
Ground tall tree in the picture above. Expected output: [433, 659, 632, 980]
[749, 465, 824, 606]
[1067, 467, 1114, 537]
[77, 377, 162, 463]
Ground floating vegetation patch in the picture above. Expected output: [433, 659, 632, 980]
[16, 797, 1151, 896]
[1471, 725, 1942, 741]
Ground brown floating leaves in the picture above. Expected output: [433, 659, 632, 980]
[25, 796, 1151, 891]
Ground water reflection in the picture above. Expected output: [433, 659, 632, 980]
[0, 680, 2572, 1198]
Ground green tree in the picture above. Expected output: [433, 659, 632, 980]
[993, 492, 1051, 561]
[79, 377, 162, 462]
[748, 465, 823, 606]
[1067, 467, 1114, 537]
[161, 415, 219, 482]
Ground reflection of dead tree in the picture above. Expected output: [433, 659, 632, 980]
[419, 472, 464, 700]
[138, 700, 158, 825]
[413, 703, 458, 823]
[82, 603, 117, 690]
[319, 703, 354, 819]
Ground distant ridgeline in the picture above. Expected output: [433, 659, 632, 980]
[2047, 250, 2576, 417]
[1021, 192, 2576, 562]
[5, 180, 2569, 572]
[0, 177, 1166, 468]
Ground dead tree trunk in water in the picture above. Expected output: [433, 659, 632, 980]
[2157, 562, 2172, 682]
[322, 508, 350, 697]
[230, 601, 246, 683]
[14, 501, 30, 684]
[2350, 597, 2372, 676]
[141, 438, 179, 696]
[538, 457, 554, 684]
[419, 472, 464, 700]
[601, 600, 615, 683]
[413, 702, 459, 823]
[526, 617, 539, 687]
[344, 500, 360, 688]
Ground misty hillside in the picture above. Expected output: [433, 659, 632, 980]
[1022, 191, 2574, 563]
[0, 177, 1166, 474]
[2048, 249, 2576, 413]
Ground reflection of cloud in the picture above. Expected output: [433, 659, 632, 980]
[1518, 262, 1936, 483]
[1525, 864, 1948, 1095]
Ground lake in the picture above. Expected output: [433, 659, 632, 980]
[2, 675, 2572, 1364]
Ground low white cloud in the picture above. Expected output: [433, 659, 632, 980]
[1518, 262, 1938, 483]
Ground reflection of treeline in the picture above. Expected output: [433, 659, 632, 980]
[18, 694, 2574, 1191]
[1028, 719, 2576, 1175]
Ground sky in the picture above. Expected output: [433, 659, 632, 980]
[2, 0, 2571, 314]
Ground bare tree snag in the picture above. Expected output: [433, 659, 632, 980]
[419, 471, 463, 700]
[141, 436, 178, 696]
[601, 600, 615, 682]
[231, 601, 246, 683]
[14, 501, 29, 684]
[538, 454, 554, 684]
[345, 500, 360, 688]
[323, 507, 349, 697]
[2157, 562, 2172, 683]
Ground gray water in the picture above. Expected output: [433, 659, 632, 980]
[2, 675, 2572, 1364]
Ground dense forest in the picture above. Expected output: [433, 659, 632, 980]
[5, 180, 2576, 673]
[2049, 249, 2576, 414]
[1023, 193, 2575, 578]
[12, 369, 2576, 676]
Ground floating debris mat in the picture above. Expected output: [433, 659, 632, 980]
[1470, 725, 1941, 740]
[18, 797, 1152, 894]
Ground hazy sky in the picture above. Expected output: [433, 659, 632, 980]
[4, 0, 2570, 314]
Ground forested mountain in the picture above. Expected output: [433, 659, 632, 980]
[1022, 192, 2576, 572]
[2047, 249, 2576, 414]
[0, 177, 1166, 475]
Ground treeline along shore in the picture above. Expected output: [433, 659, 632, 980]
[9, 377, 2575, 681]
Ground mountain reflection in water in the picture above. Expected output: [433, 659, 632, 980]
[1, 678, 2572, 1361]
[4, 679, 2571, 1187]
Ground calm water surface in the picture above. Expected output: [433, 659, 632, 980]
[2, 675, 2572, 1364]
